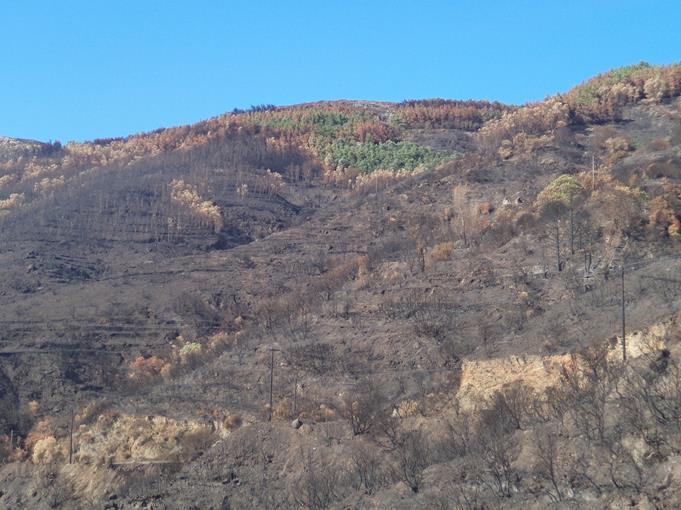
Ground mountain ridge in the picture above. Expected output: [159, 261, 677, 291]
[1, 62, 681, 508]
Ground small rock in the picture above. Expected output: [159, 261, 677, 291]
[299, 423, 313, 434]
[637, 495, 655, 510]
[291, 418, 303, 429]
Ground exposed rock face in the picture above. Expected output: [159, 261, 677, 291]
[457, 321, 670, 411]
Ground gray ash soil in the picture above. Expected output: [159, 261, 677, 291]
[1, 100, 681, 508]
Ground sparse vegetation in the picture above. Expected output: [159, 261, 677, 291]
[3, 63, 681, 509]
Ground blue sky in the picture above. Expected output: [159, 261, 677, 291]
[2, 1, 680, 142]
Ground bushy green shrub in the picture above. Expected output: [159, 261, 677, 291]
[536, 174, 584, 208]
[179, 342, 202, 357]
[317, 139, 453, 173]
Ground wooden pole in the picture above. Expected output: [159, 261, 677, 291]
[555, 222, 561, 272]
[592, 154, 595, 191]
[268, 348, 274, 422]
[69, 409, 74, 464]
[621, 264, 627, 361]
[293, 372, 298, 417]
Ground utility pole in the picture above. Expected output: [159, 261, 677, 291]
[293, 372, 298, 417]
[592, 154, 596, 191]
[268, 347, 274, 422]
[69, 409, 74, 464]
[621, 264, 626, 362]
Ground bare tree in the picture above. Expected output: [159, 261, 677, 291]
[450, 184, 479, 247]
[290, 448, 340, 510]
[532, 426, 570, 502]
[342, 380, 386, 436]
[490, 382, 535, 431]
[285, 343, 336, 376]
[472, 404, 520, 498]
[542, 201, 568, 272]
[348, 439, 391, 494]
[392, 429, 431, 493]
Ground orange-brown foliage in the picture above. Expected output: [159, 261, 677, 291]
[429, 242, 455, 262]
[353, 121, 397, 143]
[649, 196, 681, 238]
[129, 355, 166, 382]
[397, 99, 511, 130]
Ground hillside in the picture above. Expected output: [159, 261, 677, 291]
[1, 62, 681, 509]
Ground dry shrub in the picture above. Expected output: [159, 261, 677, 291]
[95, 409, 120, 428]
[354, 255, 370, 289]
[428, 242, 454, 263]
[649, 196, 681, 238]
[74, 414, 219, 465]
[207, 331, 232, 350]
[273, 398, 295, 420]
[497, 139, 513, 159]
[129, 355, 166, 382]
[27, 400, 40, 415]
[307, 403, 337, 422]
[646, 138, 670, 152]
[299, 402, 337, 423]
[604, 136, 631, 160]
[393, 400, 420, 418]
[159, 362, 174, 379]
[169, 178, 223, 232]
[25, 418, 55, 450]
[32, 436, 65, 464]
[76, 398, 112, 425]
[224, 414, 242, 430]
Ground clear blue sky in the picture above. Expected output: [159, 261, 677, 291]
[2, 0, 680, 142]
